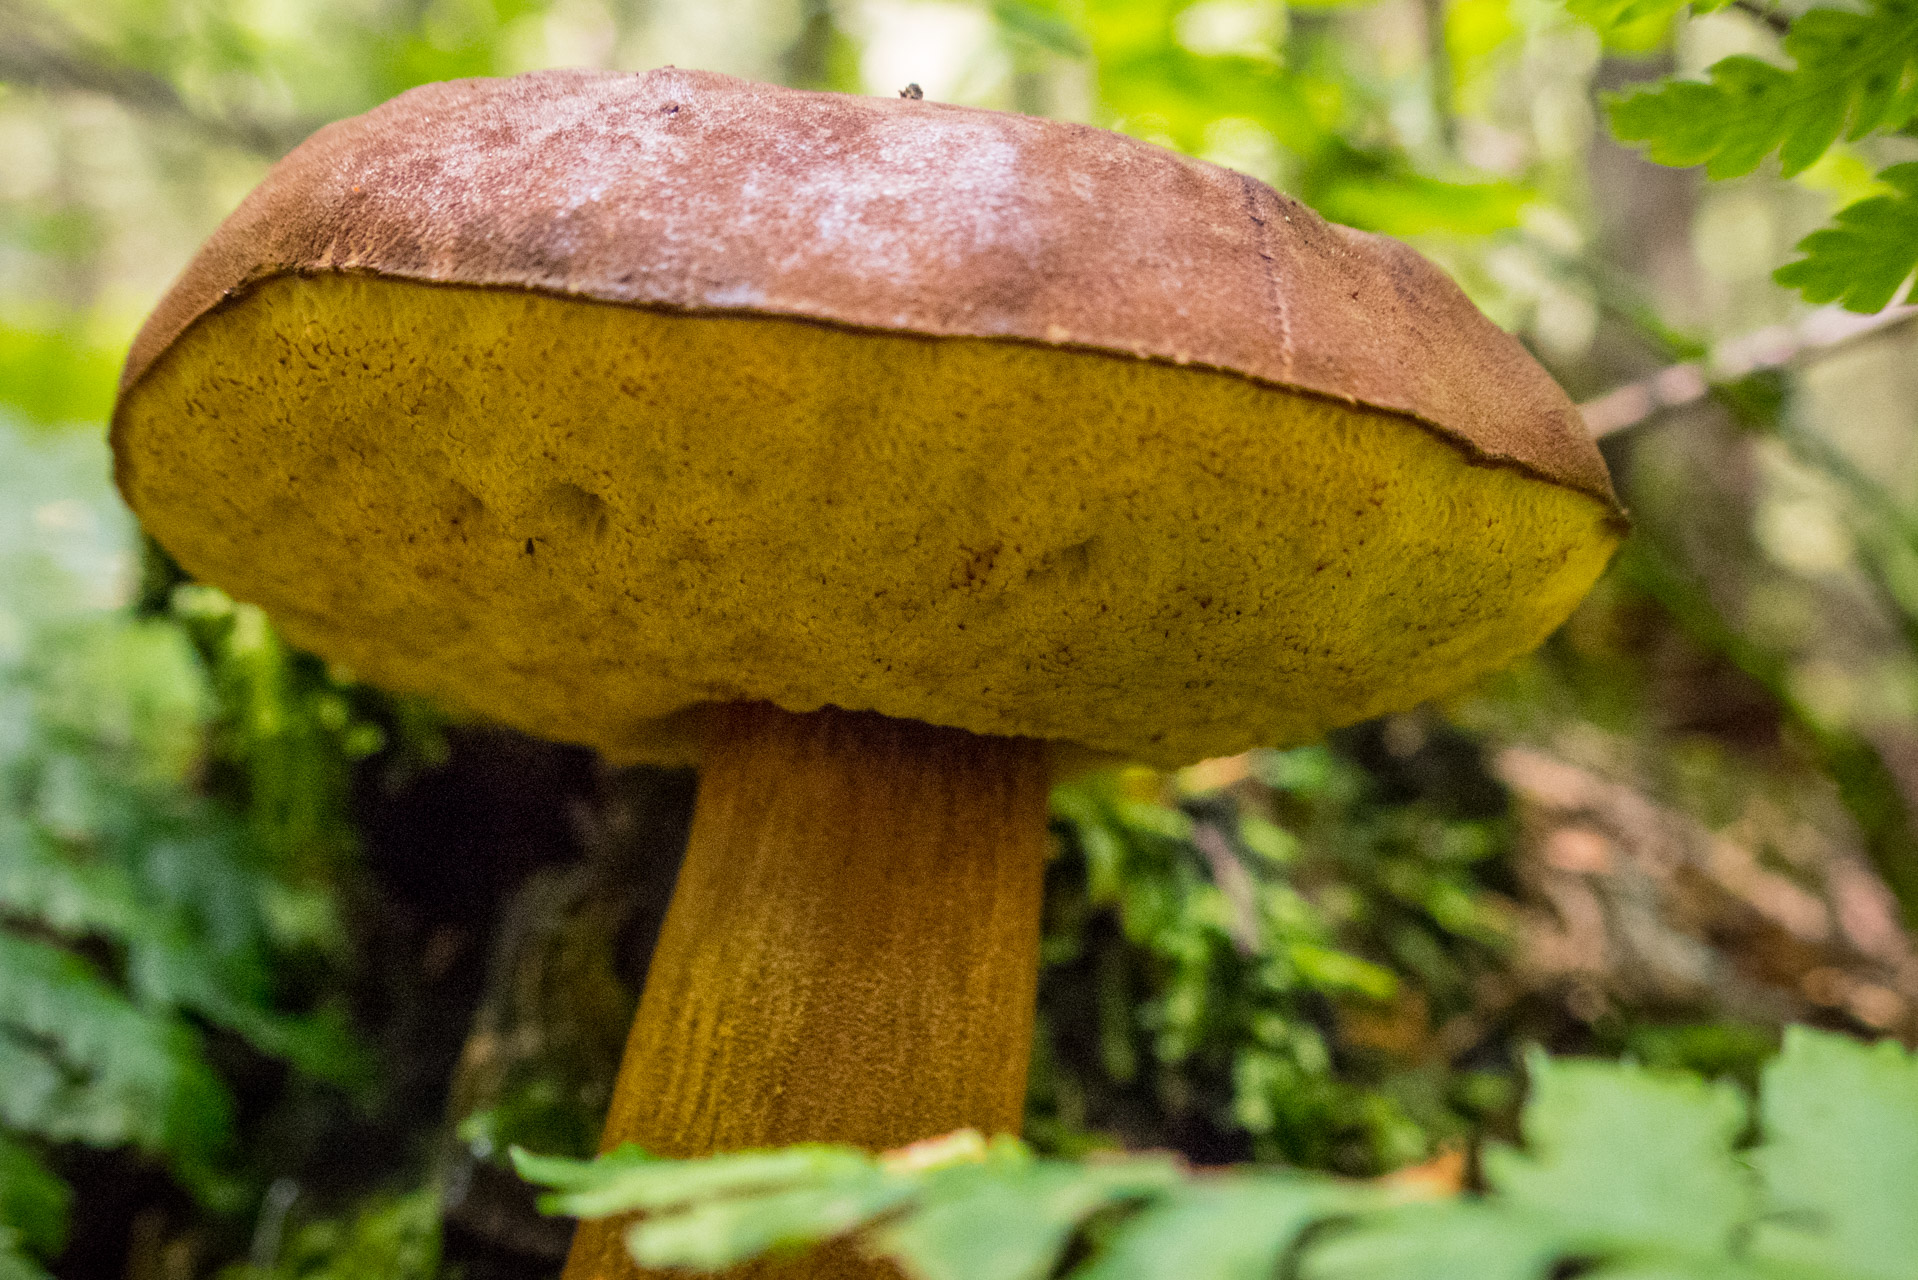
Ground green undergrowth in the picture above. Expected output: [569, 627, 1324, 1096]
[1032, 732, 1519, 1174]
[518, 1027, 1918, 1280]
[0, 428, 381, 1278]
[212, 1188, 442, 1280]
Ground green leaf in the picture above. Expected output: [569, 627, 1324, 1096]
[0, 805, 367, 1090]
[1286, 941, 1399, 1000]
[1302, 1201, 1569, 1280]
[517, 1144, 876, 1219]
[1748, 1027, 1918, 1280]
[1483, 1051, 1752, 1255]
[508, 1143, 656, 1194]
[628, 1172, 913, 1271]
[993, 0, 1090, 55]
[0, 322, 121, 430]
[522, 1034, 1918, 1280]
[1606, 0, 1918, 180]
[0, 1234, 53, 1280]
[26, 617, 211, 783]
[0, 1136, 68, 1262]
[1312, 172, 1533, 237]
[875, 1154, 1182, 1280]
[1562, 0, 1696, 53]
[1079, 1176, 1360, 1280]
[1773, 162, 1918, 311]
[0, 932, 232, 1193]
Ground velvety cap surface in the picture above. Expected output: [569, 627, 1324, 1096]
[114, 69, 1623, 766]
[121, 68, 1616, 508]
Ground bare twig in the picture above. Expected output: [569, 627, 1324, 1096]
[1192, 823, 1263, 956]
[1499, 747, 1918, 1035]
[1579, 304, 1918, 437]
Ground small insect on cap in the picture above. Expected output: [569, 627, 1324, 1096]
[113, 68, 1624, 768]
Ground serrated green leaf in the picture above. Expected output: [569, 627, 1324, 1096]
[1774, 162, 1918, 311]
[1482, 1052, 1752, 1256]
[876, 1157, 1183, 1280]
[1748, 1028, 1918, 1280]
[1606, 0, 1918, 180]
[527, 1043, 1918, 1280]
[1079, 1176, 1359, 1280]
[509, 1143, 658, 1193]
[0, 825, 367, 1089]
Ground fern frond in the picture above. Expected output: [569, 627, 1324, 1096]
[0, 932, 231, 1193]
[1607, 0, 1918, 178]
[1774, 162, 1918, 311]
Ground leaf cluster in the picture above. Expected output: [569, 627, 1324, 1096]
[1591, 0, 1918, 310]
[0, 607, 374, 1273]
[1608, 0, 1918, 180]
[517, 1028, 1918, 1280]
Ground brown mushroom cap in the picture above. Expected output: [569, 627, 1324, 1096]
[113, 68, 1623, 768]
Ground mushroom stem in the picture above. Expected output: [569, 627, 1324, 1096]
[564, 702, 1051, 1280]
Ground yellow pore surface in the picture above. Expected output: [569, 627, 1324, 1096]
[119, 274, 1619, 767]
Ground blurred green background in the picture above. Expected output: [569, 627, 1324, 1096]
[2, 0, 1917, 1276]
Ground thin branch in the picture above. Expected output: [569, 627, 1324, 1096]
[1422, 0, 1457, 154]
[1731, 0, 1793, 37]
[1580, 303, 1918, 437]
[0, 1, 318, 157]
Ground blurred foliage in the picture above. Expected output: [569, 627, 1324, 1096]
[0, 321, 119, 429]
[0, 426, 381, 1274]
[214, 1188, 441, 1280]
[518, 1028, 1918, 1280]
[1561, 0, 1725, 52]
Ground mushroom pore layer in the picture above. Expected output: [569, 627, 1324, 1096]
[117, 271, 1620, 768]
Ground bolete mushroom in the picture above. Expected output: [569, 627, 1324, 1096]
[112, 68, 1623, 1278]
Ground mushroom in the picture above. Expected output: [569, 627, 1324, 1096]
[112, 69, 1624, 1278]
